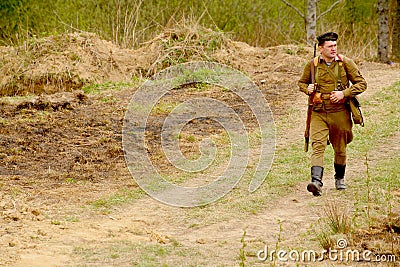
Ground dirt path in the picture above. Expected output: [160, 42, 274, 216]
[2, 62, 398, 267]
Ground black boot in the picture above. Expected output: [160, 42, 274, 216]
[307, 166, 324, 196]
[334, 164, 346, 190]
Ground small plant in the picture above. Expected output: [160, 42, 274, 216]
[316, 227, 335, 251]
[286, 48, 295, 55]
[65, 177, 78, 184]
[323, 201, 352, 235]
[239, 229, 247, 267]
[314, 201, 353, 251]
[187, 135, 196, 142]
[272, 219, 283, 267]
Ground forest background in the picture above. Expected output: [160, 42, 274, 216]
[1, 0, 399, 61]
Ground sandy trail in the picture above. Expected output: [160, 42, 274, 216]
[2, 58, 399, 266]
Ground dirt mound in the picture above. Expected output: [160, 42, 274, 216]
[0, 26, 313, 97]
[0, 32, 142, 96]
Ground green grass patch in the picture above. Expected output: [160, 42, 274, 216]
[350, 81, 399, 155]
[82, 80, 140, 94]
[171, 67, 222, 88]
[151, 100, 181, 115]
[89, 188, 145, 211]
[309, 81, 400, 249]
[72, 240, 206, 266]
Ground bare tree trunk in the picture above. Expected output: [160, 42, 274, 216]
[281, 0, 343, 45]
[378, 0, 390, 62]
[306, 0, 317, 45]
[393, 0, 400, 60]
[279, 0, 341, 45]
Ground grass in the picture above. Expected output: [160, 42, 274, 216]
[314, 201, 353, 250]
[348, 82, 399, 222]
[82, 80, 140, 94]
[310, 82, 400, 252]
[151, 100, 181, 115]
[72, 240, 206, 266]
[322, 202, 352, 235]
[171, 67, 222, 87]
[88, 188, 144, 212]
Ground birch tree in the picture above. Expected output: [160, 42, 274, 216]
[377, 0, 390, 62]
[280, 0, 341, 45]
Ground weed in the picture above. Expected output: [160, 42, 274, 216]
[272, 219, 283, 267]
[323, 201, 352, 235]
[239, 229, 247, 267]
[314, 201, 352, 250]
[286, 48, 295, 55]
[65, 178, 78, 184]
[316, 225, 335, 251]
[187, 135, 196, 142]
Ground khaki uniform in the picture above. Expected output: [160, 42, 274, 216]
[298, 55, 367, 167]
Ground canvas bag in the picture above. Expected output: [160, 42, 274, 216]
[337, 58, 364, 126]
[348, 95, 364, 126]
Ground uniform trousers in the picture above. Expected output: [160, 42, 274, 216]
[310, 108, 353, 167]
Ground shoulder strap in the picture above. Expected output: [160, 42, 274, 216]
[312, 56, 319, 84]
[336, 54, 346, 88]
[313, 56, 319, 67]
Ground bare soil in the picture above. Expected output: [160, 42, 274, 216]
[1, 31, 399, 266]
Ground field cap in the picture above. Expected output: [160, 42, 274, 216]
[317, 32, 338, 45]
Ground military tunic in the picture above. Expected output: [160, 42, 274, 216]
[298, 55, 367, 167]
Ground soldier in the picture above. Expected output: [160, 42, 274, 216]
[298, 32, 367, 196]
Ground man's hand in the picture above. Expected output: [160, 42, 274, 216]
[330, 91, 344, 103]
[307, 83, 316, 95]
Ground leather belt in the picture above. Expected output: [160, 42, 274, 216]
[320, 93, 331, 100]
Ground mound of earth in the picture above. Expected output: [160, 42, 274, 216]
[0, 25, 314, 97]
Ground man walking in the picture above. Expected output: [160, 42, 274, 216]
[298, 32, 367, 196]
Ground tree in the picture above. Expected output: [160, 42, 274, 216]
[393, 0, 400, 60]
[377, 0, 390, 62]
[280, 0, 342, 45]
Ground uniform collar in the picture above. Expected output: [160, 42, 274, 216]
[318, 54, 343, 63]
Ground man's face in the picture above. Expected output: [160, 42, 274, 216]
[319, 41, 337, 60]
